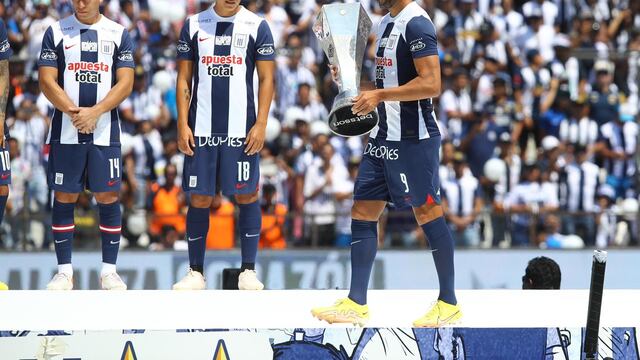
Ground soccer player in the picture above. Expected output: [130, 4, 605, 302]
[39, 0, 135, 290]
[0, 20, 12, 230]
[172, 0, 275, 290]
[312, 0, 461, 326]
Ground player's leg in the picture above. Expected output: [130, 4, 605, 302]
[390, 137, 460, 327]
[0, 141, 10, 226]
[174, 141, 217, 290]
[46, 143, 87, 290]
[220, 139, 263, 290]
[312, 139, 389, 325]
[235, 191, 264, 290]
[87, 145, 126, 290]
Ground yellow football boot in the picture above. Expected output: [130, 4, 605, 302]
[311, 298, 369, 326]
[413, 300, 462, 327]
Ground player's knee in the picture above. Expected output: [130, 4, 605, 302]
[351, 201, 385, 221]
[94, 192, 119, 204]
[0, 185, 9, 196]
[235, 192, 259, 205]
[190, 194, 213, 208]
[54, 191, 79, 204]
[413, 203, 444, 225]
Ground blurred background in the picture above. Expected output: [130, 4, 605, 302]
[0, 0, 639, 289]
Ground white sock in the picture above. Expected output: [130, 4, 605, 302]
[101, 263, 116, 276]
[58, 263, 73, 275]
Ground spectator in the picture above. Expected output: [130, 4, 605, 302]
[441, 153, 483, 247]
[333, 159, 358, 247]
[558, 99, 598, 149]
[259, 184, 287, 249]
[595, 184, 617, 248]
[148, 164, 186, 242]
[303, 142, 346, 246]
[485, 77, 523, 140]
[491, 134, 521, 246]
[538, 214, 585, 249]
[522, 0, 558, 28]
[514, 8, 555, 63]
[292, 82, 327, 123]
[439, 68, 473, 146]
[589, 60, 622, 126]
[276, 34, 315, 115]
[560, 146, 599, 245]
[206, 195, 235, 250]
[24, 0, 56, 72]
[522, 256, 561, 289]
[595, 108, 638, 199]
[131, 120, 163, 208]
[505, 165, 559, 246]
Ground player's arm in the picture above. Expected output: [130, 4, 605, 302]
[245, 59, 275, 155]
[245, 21, 276, 156]
[39, 66, 79, 116]
[176, 59, 195, 156]
[72, 67, 134, 133]
[0, 60, 8, 148]
[175, 19, 196, 156]
[353, 17, 440, 116]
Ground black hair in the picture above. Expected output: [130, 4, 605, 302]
[522, 256, 561, 290]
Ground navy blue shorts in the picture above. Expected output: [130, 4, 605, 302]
[182, 137, 259, 197]
[354, 136, 442, 208]
[47, 143, 121, 193]
[0, 142, 10, 186]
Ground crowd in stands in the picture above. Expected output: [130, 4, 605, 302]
[0, 0, 638, 250]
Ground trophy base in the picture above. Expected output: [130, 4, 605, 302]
[328, 105, 378, 137]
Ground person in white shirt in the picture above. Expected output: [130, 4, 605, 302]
[514, 9, 556, 64]
[522, 0, 558, 28]
[439, 69, 473, 146]
[303, 142, 347, 247]
[505, 165, 559, 246]
[441, 154, 483, 247]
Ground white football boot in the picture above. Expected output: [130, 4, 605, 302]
[101, 272, 127, 290]
[238, 269, 264, 290]
[172, 269, 206, 290]
[46, 273, 73, 290]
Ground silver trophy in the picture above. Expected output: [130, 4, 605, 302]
[314, 3, 378, 137]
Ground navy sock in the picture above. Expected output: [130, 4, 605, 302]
[0, 194, 7, 224]
[421, 217, 457, 305]
[238, 201, 261, 268]
[187, 206, 209, 273]
[52, 200, 75, 265]
[98, 201, 122, 265]
[348, 219, 378, 305]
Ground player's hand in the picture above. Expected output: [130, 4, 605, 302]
[72, 107, 101, 134]
[352, 90, 381, 117]
[178, 123, 195, 156]
[0, 124, 5, 148]
[245, 122, 266, 155]
[328, 64, 341, 86]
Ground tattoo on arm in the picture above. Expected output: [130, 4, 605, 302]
[183, 88, 191, 102]
[0, 60, 9, 121]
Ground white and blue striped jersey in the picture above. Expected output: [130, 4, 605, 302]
[38, 15, 135, 146]
[369, 2, 440, 141]
[177, 6, 275, 138]
[598, 121, 638, 178]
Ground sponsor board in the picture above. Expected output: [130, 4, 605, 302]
[2, 250, 640, 290]
[0, 327, 637, 359]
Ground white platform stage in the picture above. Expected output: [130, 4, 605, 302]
[1, 289, 639, 330]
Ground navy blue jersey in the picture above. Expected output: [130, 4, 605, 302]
[370, 2, 440, 141]
[38, 15, 135, 146]
[177, 6, 275, 138]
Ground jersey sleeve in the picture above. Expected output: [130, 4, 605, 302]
[177, 19, 195, 61]
[114, 30, 135, 69]
[255, 20, 275, 61]
[0, 19, 12, 60]
[38, 26, 58, 68]
[404, 16, 438, 59]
